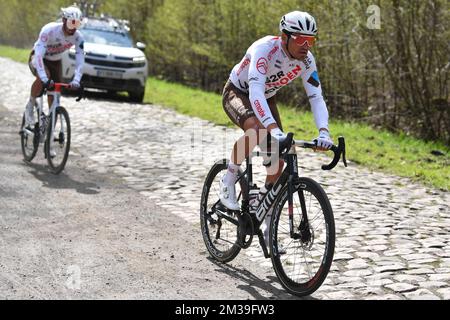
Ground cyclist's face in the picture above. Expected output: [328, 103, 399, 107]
[283, 33, 314, 60]
[63, 18, 77, 36]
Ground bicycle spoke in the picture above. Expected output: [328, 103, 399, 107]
[310, 216, 326, 231]
[277, 220, 290, 234]
[308, 208, 323, 224]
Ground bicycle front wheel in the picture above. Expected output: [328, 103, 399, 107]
[45, 106, 71, 174]
[270, 177, 335, 297]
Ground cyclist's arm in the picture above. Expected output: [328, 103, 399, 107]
[301, 53, 329, 131]
[73, 33, 85, 84]
[33, 27, 50, 83]
[248, 45, 277, 129]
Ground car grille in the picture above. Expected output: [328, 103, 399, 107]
[81, 75, 142, 90]
[85, 58, 145, 69]
[69, 53, 145, 68]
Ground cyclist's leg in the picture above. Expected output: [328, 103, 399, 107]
[26, 52, 48, 125]
[45, 59, 62, 109]
[264, 95, 285, 186]
[45, 60, 63, 158]
[222, 80, 266, 168]
[220, 80, 266, 209]
[29, 51, 49, 98]
[261, 96, 285, 246]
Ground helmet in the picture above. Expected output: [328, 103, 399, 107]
[61, 6, 83, 30]
[279, 11, 317, 36]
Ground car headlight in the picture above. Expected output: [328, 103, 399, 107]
[133, 56, 146, 63]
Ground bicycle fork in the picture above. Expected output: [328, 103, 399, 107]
[48, 93, 65, 151]
[287, 152, 296, 239]
[287, 150, 312, 243]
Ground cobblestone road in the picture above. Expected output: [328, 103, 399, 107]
[1, 57, 449, 299]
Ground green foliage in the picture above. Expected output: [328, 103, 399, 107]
[0, 45, 29, 63]
[0, 0, 67, 48]
[0, 0, 448, 142]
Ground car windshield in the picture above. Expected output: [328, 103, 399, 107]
[80, 28, 134, 47]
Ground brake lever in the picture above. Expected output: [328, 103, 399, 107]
[321, 136, 347, 170]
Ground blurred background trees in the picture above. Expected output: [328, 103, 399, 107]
[0, 0, 448, 143]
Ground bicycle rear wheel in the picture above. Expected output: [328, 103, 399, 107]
[200, 159, 247, 263]
[20, 111, 40, 162]
[270, 177, 335, 297]
[45, 106, 71, 174]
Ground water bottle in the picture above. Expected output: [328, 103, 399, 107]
[248, 184, 260, 214]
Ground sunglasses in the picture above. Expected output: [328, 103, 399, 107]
[290, 34, 316, 47]
[67, 19, 82, 30]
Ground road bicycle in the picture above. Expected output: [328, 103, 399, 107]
[20, 83, 83, 174]
[200, 133, 347, 296]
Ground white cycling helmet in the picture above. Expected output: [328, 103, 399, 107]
[61, 6, 83, 30]
[279, 11, 318, 36]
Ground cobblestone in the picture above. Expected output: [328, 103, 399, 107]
[403, 289, 440, 300]
[385, 283, 418, 293]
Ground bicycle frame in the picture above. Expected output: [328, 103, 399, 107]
[234, 135, 346, 254]
[237, 145, 298, 233]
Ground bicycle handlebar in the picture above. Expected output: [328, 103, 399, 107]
[282, 133, 348, 171]
[46, 83, 85, 102]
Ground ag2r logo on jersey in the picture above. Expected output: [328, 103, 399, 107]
[256, 57, 268, 75]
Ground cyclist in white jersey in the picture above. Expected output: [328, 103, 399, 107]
[24, 6, 85, 127]
[220, 11, 334, 244]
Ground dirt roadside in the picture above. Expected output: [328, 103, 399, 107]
[0, 104, 295, 300]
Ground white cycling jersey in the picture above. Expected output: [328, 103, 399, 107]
[229, 36, 328, 130]
[31, 22, 85, 83]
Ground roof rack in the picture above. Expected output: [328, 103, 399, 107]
[73, 1, 130, 32]
[75, 0, 103, 18]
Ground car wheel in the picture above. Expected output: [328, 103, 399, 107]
[129, 88, 145, 103]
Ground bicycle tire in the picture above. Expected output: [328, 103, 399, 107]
[200, 159, 247, 263]
[45, 106, 71, 174]
[270, 177, 335, 297]
[20, 111, 39, 162]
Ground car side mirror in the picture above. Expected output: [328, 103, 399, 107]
[136, 42, 146, 51]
